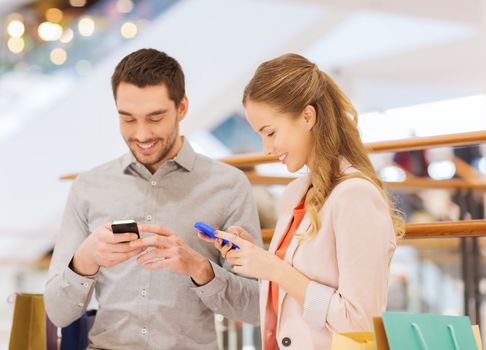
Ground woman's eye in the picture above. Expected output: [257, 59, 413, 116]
[267, 131, 275, 137]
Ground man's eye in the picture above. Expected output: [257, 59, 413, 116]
[268, 132, 275, 137]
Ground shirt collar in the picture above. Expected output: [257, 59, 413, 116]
[121, 151, 137, 173]
[121, 136, 196, 174]
[173, 137, 196, 172]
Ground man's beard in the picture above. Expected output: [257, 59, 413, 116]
[130, 132, 179, 169]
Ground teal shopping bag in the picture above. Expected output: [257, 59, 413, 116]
[382, 312, 478, 350]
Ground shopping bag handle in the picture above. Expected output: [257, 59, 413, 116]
[6, 293, 15, 304]
[447, 324, 460, 350]
[411, 323, 430, 350]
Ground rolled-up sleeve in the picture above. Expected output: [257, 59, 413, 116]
[303, 281, 335, 329]
[44, 178, 96, 327]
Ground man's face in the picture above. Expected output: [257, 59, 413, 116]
[116, 82, 188, 173]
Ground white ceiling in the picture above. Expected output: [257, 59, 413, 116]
[1, 0, 485, 264]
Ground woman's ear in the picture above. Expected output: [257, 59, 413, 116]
[303, 105, 317, 130]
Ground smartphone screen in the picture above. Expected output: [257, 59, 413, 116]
[111, 220, 140, 238]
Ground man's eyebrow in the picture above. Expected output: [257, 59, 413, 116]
[118, 109, 132, 116]
[146, 109, 168, 117]
[259, 125, 270, 132]
[117, 109, 168, 117]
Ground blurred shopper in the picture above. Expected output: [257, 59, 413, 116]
[206, 53, 404, 350]
[45, 49, 261, 350]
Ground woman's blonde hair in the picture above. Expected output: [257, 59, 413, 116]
[243, 53, 405, 239]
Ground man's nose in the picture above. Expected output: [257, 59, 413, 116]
[133, 124, 153, 142]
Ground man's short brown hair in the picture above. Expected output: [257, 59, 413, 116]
[111, 48, 185, 106]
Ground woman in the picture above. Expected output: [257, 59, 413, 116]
[202, 53, 404, 349]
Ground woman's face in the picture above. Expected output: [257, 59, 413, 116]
[245, 100, 316, 173]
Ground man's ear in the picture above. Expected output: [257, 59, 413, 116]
[177, 96, 189, 122]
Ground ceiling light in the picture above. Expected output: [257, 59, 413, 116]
[38, 22, 63, 41]
[7, 37, 24, 54]
[7, 20, 25, 38]
[60, 28, 74, 43]
[120, 22, 137, 39]
[70, 0, 87, 7]
[116, 0, 134, 13]
[45, 8, 63, 23]
[78, 17, 95, 37]
[50, 48, 67, 65]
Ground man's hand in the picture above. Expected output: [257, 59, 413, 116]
[72, 223, 143, 276]
[131, 224, 215, 285]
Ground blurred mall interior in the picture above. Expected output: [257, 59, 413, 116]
[1, 0, 486, 349]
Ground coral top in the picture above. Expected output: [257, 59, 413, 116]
[264, 196, 306, 350]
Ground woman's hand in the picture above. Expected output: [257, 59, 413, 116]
[197, 225, 255, 256]
[214, 229, 284, 282]
[199, 226, 310, 306]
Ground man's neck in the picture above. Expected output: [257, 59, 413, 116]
[147, 135, 183, 174]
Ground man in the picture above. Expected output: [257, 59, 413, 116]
[45, 48, 261, 349]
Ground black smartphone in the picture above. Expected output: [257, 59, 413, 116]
[111, 220, 140, 238]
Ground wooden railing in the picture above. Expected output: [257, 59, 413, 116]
[246, 173, 486, 191]
[261, 220, 486, 245]
[222, 130, 486, 167]
[402, 220, 486, 239]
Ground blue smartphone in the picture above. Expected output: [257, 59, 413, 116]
[194, 222, 240, 249]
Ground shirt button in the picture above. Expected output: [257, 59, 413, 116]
[146, 215, 152, 221]
[140, 289, 147, 297]
[82, 282, 89, 287]
[77, 302, 83, 308]
[141, 328, 148, 335]
[150, 180, 157, 186]
[282, 337, 291, 347]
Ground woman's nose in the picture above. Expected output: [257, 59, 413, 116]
[263, 140, 273, 156]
